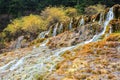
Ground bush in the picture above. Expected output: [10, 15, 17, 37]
[0, 32, 6, 49]
[4, 18, 22, 34]
[4, 14, 47, 34]
[41, 7, 69, 26]
[85, 4, 106, 15]
[3, 14, 47, 40]
[21, 14, 47, 33]
[75, 4, 85, 14]
[65, 7, 78, 17]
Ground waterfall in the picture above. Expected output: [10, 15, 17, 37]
[59, 23, 63, 33]
[109, 26, 112, 34]
[0, 7, 115, 80]
[40, 39, 49, 47]
[69, 19, 73, 30]
[88, 7, 114, 42]
[99, 13, 103, 24]
[15, 36, 24, 49]
[53, 23, 58, 36]
[38, 31, 47, 38]
[80, 16, 84, 26]
[93, 19, 95, 22]
[38, 30, 50, 38]
[102, 8, 114, 34]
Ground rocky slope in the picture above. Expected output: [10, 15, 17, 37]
[0, 4, 120, 80]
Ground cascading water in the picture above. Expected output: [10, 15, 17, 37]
[99, 13, 103, 24]
[80, 16, 84, 26]
[0, 41, 74, 80]
[38, 30, 50, 38]
[69, 19, 73, 30]
[109, 26, 112, 34]
[38, 31, 47, 38]
[59, 23, 63, 33]
[87, 7, 114, 42]
[75, 7, 114, 47]
[15, 36, 24, 49]
[0, 7, 115, 80]
[102, 8, 114, 34]
[53, 23, 58, 36]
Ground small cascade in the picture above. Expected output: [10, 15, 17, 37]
[38, 31, 47, 38]
[99, 13, 103, 24]
[80, 16, 84, 26]
[88, 7, 114, 42]
[0, 6, 116, 80]
[69, 19, 73, 30]
[45, 29, 50, 36]
[40, 39, 49, 47]
[102, 8, 114, 34]
[59, 23, 63, 33]
[38, 30, 50, 38]
[0, 40, 74, 80]
[53, 23, 58, 36]
[15, 36, 24, 49]
[109, 26, 112, 34]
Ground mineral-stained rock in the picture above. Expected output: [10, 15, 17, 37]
[47, 22, 102, 49]
[113, 4, 120, 19]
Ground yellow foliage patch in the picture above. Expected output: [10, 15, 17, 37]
[41, 7, 69, 26]
[4, 14, 47, 34]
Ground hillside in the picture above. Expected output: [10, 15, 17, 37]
[0, 3, 120, 80]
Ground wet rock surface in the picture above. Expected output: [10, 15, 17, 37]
[0, 4, 120, 80]
[47, 22, 102, 49]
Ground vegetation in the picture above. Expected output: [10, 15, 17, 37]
[0, 0, 119, 17]
[41, 7, 70, 26]
[0, 0, 119, 31]
[85, 4, 106, 15]
[0, 7, 78, 44]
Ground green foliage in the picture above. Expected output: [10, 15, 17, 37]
[75, 4, 85, 14]
[0, 0, 118, 16]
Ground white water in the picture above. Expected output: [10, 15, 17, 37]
[53, 23, 58, 36]
[69, 19, 73, 30]
[80, 16, 84, 26]
[15, 36, 24, 49]
[0, 7, 114, 80]
[38, 31, 47, 38]
[75, 7, 114, 47]
[99, 13, 103, 24]
[59, 23, 63, 33]
[109, 26, 112, 34]
[0, 42, 74, 80]
[87, 7, 114, 42]
[38, 30, 50, 38]
[40, 39, 49, 47]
